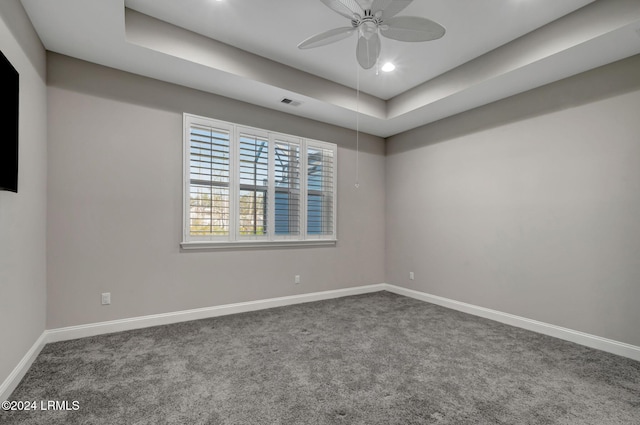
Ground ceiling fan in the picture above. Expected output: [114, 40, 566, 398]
[298, 0, 446, 69]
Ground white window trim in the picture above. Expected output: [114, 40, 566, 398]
[181, 113, 337, 250]
[181, 240, 337, 250]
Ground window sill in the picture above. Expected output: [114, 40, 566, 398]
[180, 239, 337, 251]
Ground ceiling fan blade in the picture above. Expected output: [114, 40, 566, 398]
[381, 16, 445, 42]
[356, 33, 381, 69]
[320, 0, 364, 20]
[380, 0, 412, 20]
[298, 27, 355, 49]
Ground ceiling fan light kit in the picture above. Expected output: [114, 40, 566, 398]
[298, 0, 445, 69]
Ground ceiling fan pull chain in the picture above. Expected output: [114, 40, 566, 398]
[355, 58, 360, 189]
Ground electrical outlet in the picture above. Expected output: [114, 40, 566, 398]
[101, 292, 111, 305]
[409, 272, 415, 280]
[295, 275, 301, 284]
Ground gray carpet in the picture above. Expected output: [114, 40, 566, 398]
[2, 291, 639, 424]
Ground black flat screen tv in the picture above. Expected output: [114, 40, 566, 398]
[0, 50, 19, 193]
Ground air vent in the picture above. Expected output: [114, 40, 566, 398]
[280, 97, 302, 107]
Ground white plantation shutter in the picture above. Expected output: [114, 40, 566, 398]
[238, 131, 269, 237]
[187, 119, 232, 238]
[306, 141, 336, 239]
[273, 137, 301, 237]
[183, 114, 337, 248]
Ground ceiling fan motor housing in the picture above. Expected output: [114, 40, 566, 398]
[352, 9, 384, 39]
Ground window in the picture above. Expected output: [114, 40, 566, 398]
[182, 114, 337, 249]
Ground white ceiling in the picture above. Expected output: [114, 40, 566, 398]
[19, 0, 640, 137]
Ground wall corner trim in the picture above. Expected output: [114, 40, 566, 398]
[384, 284, 640, 362]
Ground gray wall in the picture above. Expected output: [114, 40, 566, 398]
[46, 53, 386, 329]
[0, 1, 47, 387]
[386, 55, 640, 347]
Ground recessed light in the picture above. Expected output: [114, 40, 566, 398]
[381, 62, 396, 72]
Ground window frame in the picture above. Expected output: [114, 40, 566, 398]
[181, 113, 337, 250]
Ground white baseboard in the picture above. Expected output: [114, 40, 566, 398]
[0, 332, 47, 402]
[4, 282, 639, 401]
[46, 284, 387, 343]
[47, 282, 640, 362]
[3, 284, 383, 399]
[384, 284, 640, 362]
